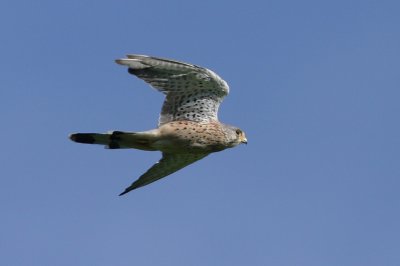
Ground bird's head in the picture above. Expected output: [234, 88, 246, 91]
[224, 125, 247, 147]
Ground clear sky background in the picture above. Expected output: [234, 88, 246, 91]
[1, 0, 399, 265]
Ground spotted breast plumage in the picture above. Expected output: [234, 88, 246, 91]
[70, 54, 247, 195]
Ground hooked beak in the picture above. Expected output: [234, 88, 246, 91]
[240, 136, 248, 145]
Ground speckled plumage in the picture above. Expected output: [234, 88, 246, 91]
[70, 54, 247, 195]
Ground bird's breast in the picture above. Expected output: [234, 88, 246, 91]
[155, 120, 229, 153]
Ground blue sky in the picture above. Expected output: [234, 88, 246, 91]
[1, 0, 399, 265]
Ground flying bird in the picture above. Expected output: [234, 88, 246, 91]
[70, 54, 247, 195]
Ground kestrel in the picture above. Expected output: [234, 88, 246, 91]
[70, 54, 247, 195]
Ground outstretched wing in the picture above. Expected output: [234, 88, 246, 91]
[119, 153, 208, 195]
[115, 54, 229, 126]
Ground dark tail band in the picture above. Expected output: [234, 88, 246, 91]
[69, 133, 96, 144]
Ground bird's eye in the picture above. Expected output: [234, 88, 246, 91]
[235, 129, 241, 135]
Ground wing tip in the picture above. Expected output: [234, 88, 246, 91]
[118, 190, 128, 196]
[115, 58, 126, 65]
[126, 54, 150, 59]
[118, 186, 137, 196]
[115, 58, 150, 69]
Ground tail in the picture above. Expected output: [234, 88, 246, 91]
[69, 131, 157, 151]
